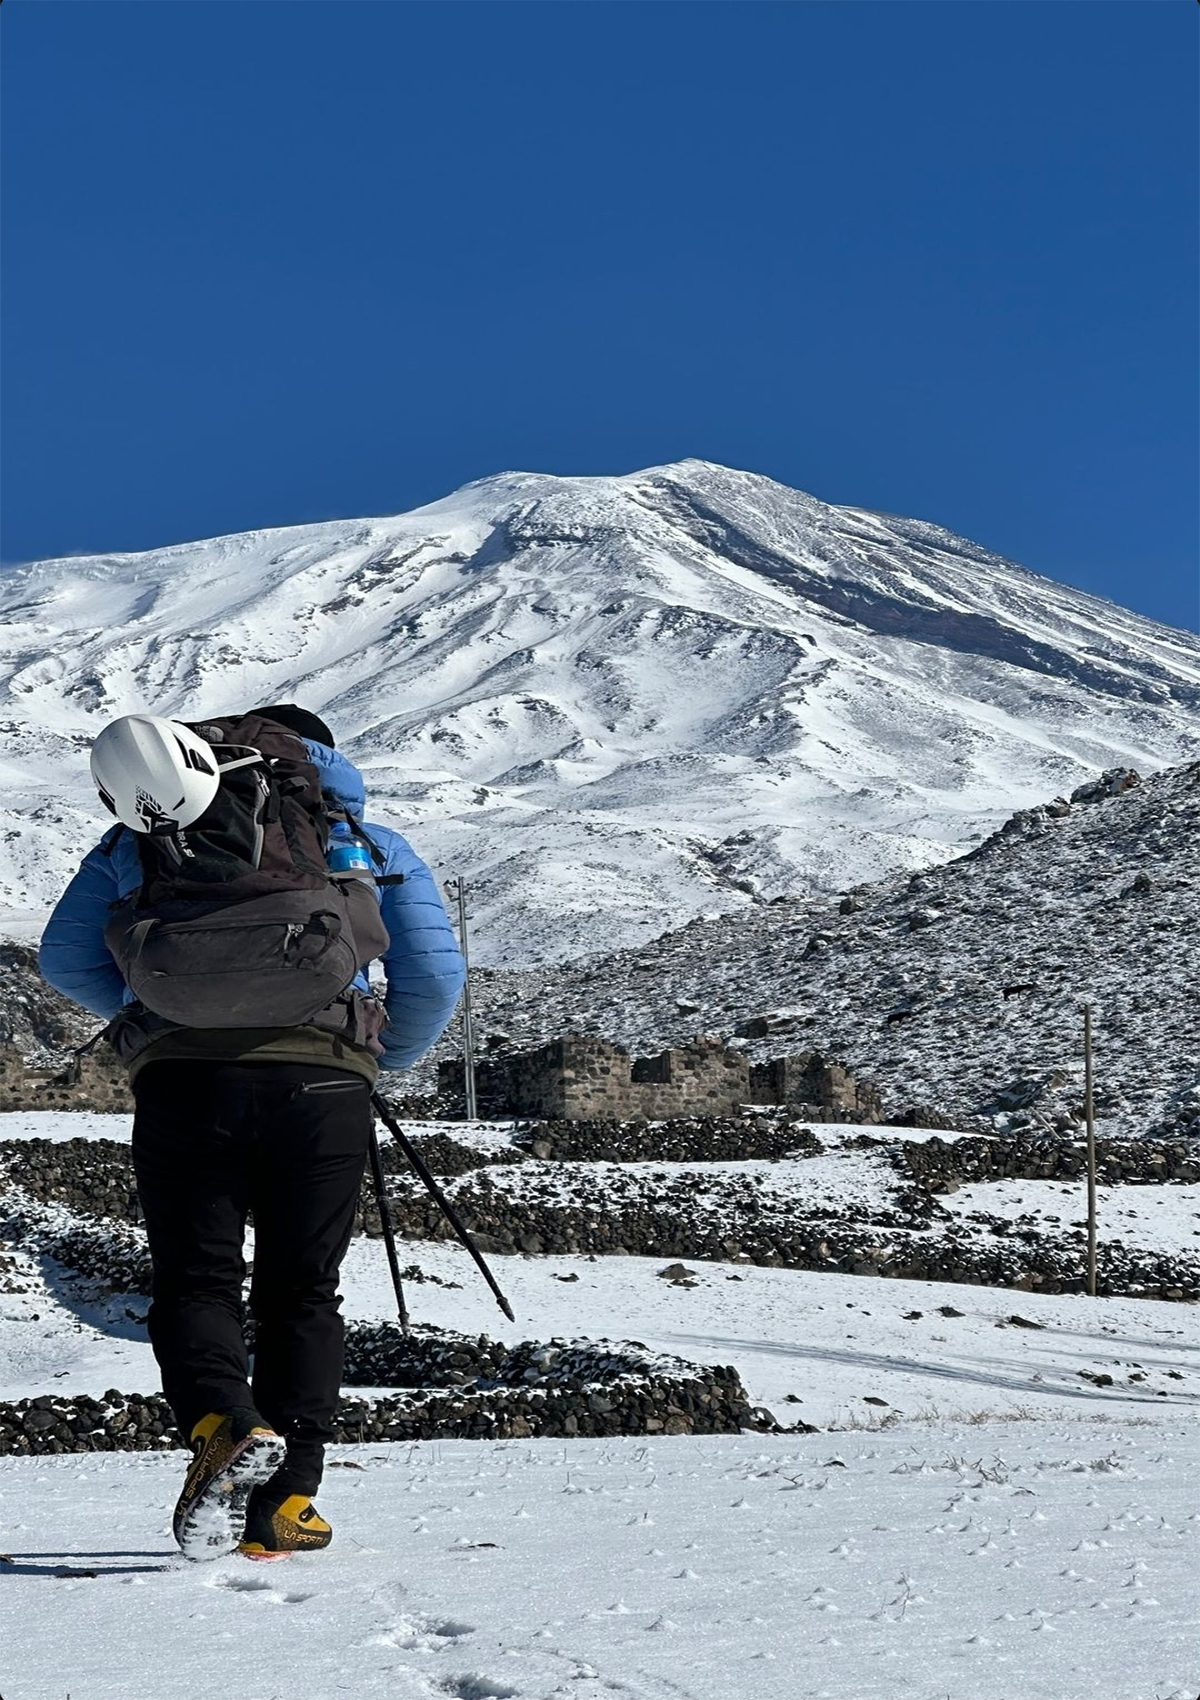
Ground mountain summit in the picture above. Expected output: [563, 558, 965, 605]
[3, 460, 1198, 962]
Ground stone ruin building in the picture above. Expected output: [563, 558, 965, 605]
[0, 1029, 880, 1126]
[439, 1034, 882, 1123]
[0, 1042, 132, 1115]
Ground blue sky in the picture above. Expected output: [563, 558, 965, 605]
[3, 1, 1196, 630]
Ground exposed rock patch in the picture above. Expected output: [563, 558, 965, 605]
[900, 1133, 1200, 1192]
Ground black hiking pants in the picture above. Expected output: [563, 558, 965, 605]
[131, 1060, 372, 1498]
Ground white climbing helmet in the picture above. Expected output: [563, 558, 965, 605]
[89, 714, 221, 834]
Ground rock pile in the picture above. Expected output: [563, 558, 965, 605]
[373, 1131, 526, 1177]
[30, 1213, 152, 1296]
[0, 1390, 174, 1455]
[1, 1137, 139, 1220]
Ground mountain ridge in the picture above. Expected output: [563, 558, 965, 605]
[3, 459, 1198, 963]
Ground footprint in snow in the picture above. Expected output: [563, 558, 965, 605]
[372, 1613, 476, 1650]
[437, 1678, 520, 1700]
[207, 1572, 311, 1605]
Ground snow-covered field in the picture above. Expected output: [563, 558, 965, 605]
[943, 1178, 1200, 1262]
[6, 1218, 1199, 1427]
[3, 1422, 1197, 1700]
[3, 1110, 1199, 1699]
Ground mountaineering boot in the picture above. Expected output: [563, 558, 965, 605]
[238, 1486, 333, 1561]
[173, 1410, 285, 1561]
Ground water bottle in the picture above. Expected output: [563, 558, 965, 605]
[327, 820, 373, 876]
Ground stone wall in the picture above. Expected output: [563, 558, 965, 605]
[439, 1034, 881, 1123]
[899, 1132, 1200, 1190]
[515, 1116, 824, 1164]
[10, 1131, 1197, 1304]
[0, 1330, 766, 1453]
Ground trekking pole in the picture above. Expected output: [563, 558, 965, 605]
[371, 1091, 516, 1323]
[367, 1122, 410, 1334]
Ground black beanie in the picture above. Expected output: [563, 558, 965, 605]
[255, 704, 336, 747]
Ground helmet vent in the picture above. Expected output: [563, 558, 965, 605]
[175, 738, 215, 776]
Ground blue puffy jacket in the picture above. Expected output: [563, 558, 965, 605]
[38, 741, 466, 1072]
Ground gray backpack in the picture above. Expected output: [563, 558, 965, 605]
[102, 713, 392, 1029]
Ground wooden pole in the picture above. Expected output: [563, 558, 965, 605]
[1084, 1003, 1097, 1298]
[452, 877, 478, 1121]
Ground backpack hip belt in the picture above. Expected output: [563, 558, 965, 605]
[105, 987, 388, 1066]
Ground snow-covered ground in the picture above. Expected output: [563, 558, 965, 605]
[2, 1423, 1196, 1700]
[3, 1110, 1198, 1699]
[943, 1178, 1200, 1261]
[4, 459, 1199, 962]
[5, 459, 1198, 1696]
[6, 1218, 1199, 1427]
[0, 1110, 133, 1143]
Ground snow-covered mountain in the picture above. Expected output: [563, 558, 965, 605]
[2, 459, 1198, 962]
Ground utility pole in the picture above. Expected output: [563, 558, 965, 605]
[447, 875, 478, 1121]
[1084, 1003, 1097, 1298]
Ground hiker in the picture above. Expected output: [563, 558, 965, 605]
[38, 705, 465, 1559]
